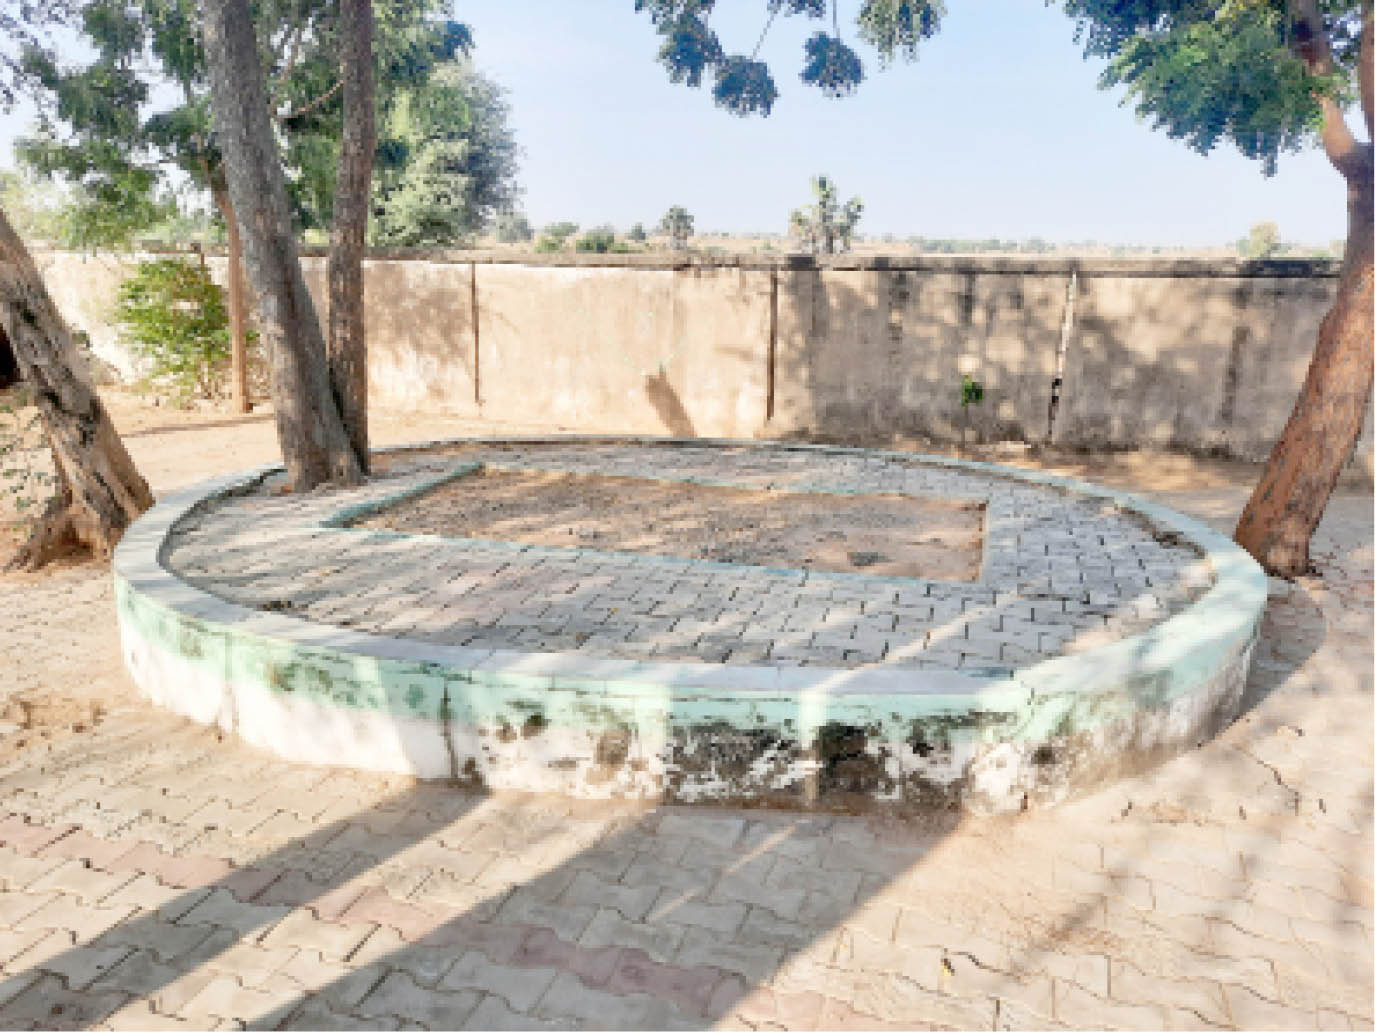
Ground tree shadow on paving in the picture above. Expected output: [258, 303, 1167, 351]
[0, 568, 1312, 1030]
[980, 571, 1371, 1029]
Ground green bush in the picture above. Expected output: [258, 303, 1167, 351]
[575, 226, 631, 253]
[115, 258, 241, 404]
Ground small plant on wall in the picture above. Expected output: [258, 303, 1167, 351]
[115, 257, 249, 405]
[960, 373, 984, 451]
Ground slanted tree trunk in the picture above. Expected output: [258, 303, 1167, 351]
[202, 0, 361, 492]
[1234, 2, 1374, 577]
[0, 207, 153, 570]
[210, 184, 251, 415]
[327, 0, 375, 474]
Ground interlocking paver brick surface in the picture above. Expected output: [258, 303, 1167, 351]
[163, 444, 1217, 669]
[0, 440, 1369, 1029]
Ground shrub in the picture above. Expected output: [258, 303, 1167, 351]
[115, 258, 241, 404]
[576, 226, 630, 253]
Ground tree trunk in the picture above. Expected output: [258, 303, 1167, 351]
[1234, 2, 1374, 577]
[327, 0, 375, 474]
[0, 206, 153, 570]
[210, 185, 251, 416]
[202, 0, 361, 492]
[1234, 168, 1374, 577]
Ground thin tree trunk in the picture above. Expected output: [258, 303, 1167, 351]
[1234, 1, 1374, 577]
[328, 0, 375, 474]
[209, 184, 250, 414]
[0, 206, 153, 570]
[202, 0, 361, 492]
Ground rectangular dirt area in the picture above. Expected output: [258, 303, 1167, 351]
[356, 468, 985, 581]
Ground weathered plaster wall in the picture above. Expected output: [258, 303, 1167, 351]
[31, 249, 1368, 470]
[772, 267, 1068, 444]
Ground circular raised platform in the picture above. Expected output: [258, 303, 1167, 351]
[113, 438, 1266, 814]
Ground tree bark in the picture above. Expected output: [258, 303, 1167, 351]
[209, 184, 250, 415]
[202, 0, 361, 491]
[327, 0, 375, 474]
[0, 206, 153, 570]
[1234, 3, 1375, 577]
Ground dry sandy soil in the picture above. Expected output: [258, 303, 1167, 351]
[356, 467, 985, 581]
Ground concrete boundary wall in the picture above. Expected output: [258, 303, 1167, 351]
[114, 437, 1267, 816]
[35, 249, 1368, 468]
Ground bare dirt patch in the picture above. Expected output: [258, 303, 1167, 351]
[354, 467, 985, 580]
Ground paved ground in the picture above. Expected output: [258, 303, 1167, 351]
[0, 403, 1370, 1030]
[164, 443, 1210, 669]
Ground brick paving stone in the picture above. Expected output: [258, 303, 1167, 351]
[178, 972, 303, 1028]
[204, 941, 299, 987]
[579, 908, 685, 964]
[496, 890, 597, 943]
[34, 941, 134, 990]
[27, 860, 136, 904]
[258, 908, 375, 962]
[0, 972, 129, 1029]
[338, 887, 446, 941]
[459, 994, 564, 1031]
[14, 894, 135, 939]
[34, 830, 135, 871]
[439, 949, 557, 1012]
[650, 892, 747, 937]
[0, 817, 74, 855]
[604, 948, 725, 1018]
[1054, 978, 1173, 1030]
[676, 925, 782, 985]
[0, 968, 41, 1008]
[254, 872, 367, 920]
[559, 871, 660, 923]
[218, 866, 283, 903]
[512, 928, 621, 987]
[356, 971, 482, 1026]
[100, 998, 201, 1031]
[98, 876, 210, 922]
[176, 888, 289, 937]
[280, 999, 402, 1030]
[0, 927, 54, 968]
[0, 851, 52, 893]
[1222, 982, 1320, 1030]
[656, 813, 746, 848]
[0, 889, 59, 928]
[534, 970, 701, 1030]
[96, 915, 221, 965]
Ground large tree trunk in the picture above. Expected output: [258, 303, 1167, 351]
[0, 207, 153, 570]
[1234, 2, 1374, 577]
[327, 0, 375, 474]
[202, 0, 361, 492]
[210, 184, 251, 416]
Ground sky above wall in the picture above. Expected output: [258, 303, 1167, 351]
[0, 0, 1357, 247]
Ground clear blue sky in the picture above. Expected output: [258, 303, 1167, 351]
[0, 0, 1356, 247]
[454, 0, 1351, 247]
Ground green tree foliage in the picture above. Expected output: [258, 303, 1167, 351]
[367, 61, 519, 245]
[0, 170, 66, 244]
[627, 222, 648, 242]
[635, 0, 943, 115]
[14, 0, 492, 247]
[536, 221, 578, 251]
[115, 257, 244, 403]
[657, 206, 694, 249]
[575, 225, 632, 253]
[789, 175, 862, 253]
[1240, 221, 1283, 258]
[493, 211, 533, 243]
